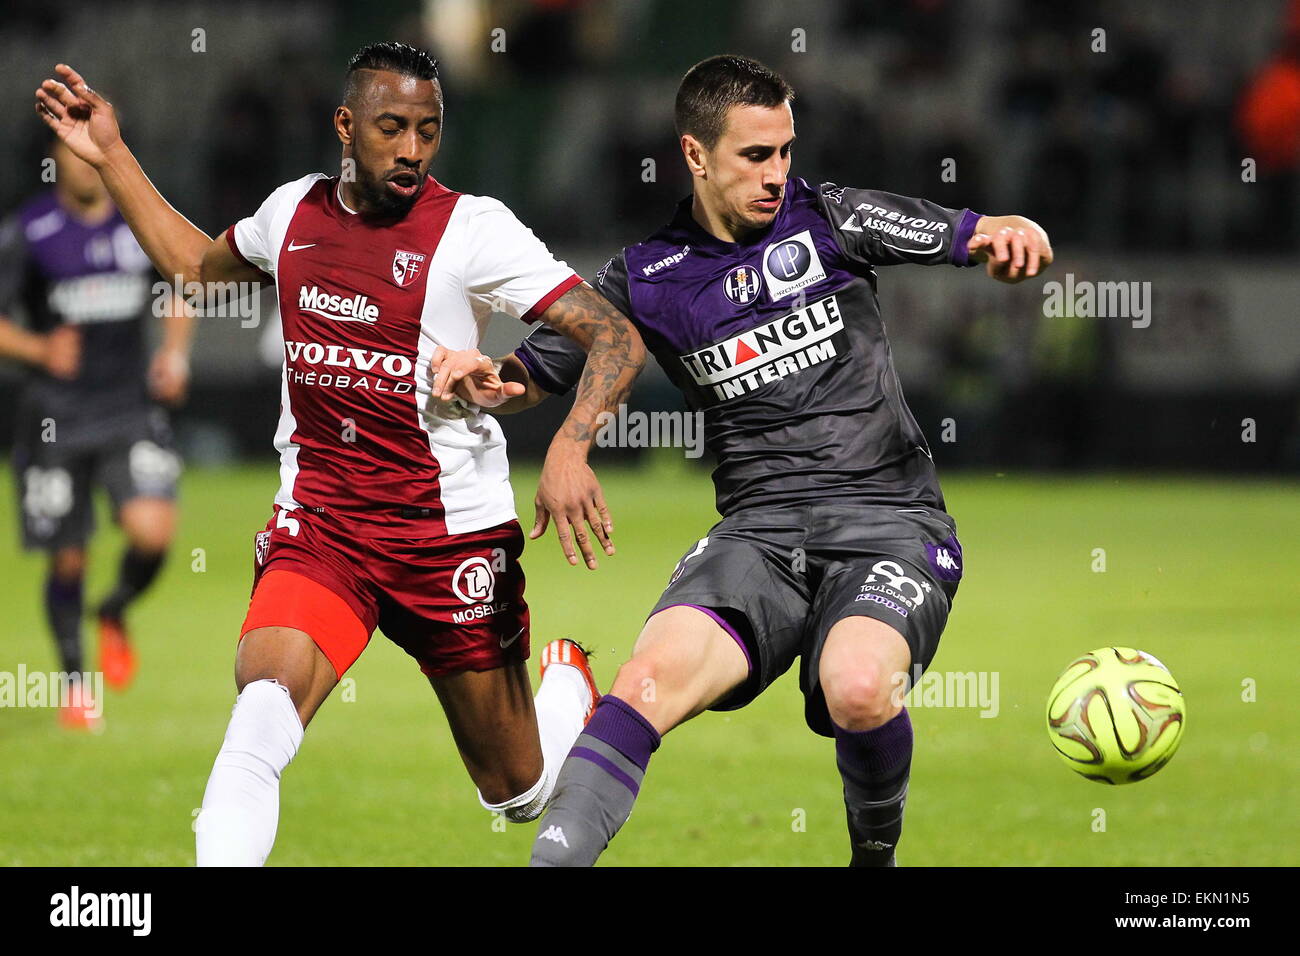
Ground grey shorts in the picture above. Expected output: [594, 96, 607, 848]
[648, 501, 962, 736]
[12, 405, 180, 550]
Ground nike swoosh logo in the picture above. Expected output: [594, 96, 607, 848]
[287, 241, 316, 251]
[500, 627, 524, 649]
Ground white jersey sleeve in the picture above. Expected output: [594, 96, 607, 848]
[458, 196, 582, 321]
[228, 173, 326, 278]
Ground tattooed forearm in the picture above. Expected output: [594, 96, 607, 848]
[538, 283, 646, 450]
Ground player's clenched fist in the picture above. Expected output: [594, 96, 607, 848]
[40, 326, 81, 380]
[34, 65, 124, 170]
[967, 216, 1053, 283]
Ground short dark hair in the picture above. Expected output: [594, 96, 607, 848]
[344, 41, 440, 105]
[674, 55, 794, 149]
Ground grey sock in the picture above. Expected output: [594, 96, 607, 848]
[530, 696, 659, 867]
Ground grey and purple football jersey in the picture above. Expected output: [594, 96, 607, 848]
[516, 177, 980, 516]
[0, 192, 157, 429]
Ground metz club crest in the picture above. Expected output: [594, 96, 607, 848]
[254, 530, 271, 566]
[392, 249, 427, 288]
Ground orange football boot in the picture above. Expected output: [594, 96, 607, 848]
[99, 618, 137, 690]
[539, 639, 600, 724]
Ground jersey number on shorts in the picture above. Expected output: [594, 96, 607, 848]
[23, 466, 74, 521]
[669, 536, 709, 584]
[276, 508, 301, 536]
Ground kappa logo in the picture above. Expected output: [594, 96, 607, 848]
[855, 839, 894, 851]
[762, 230, 826, 299]
[392, 249, 426, 288]
[925, 537, 963, 582]
[539, 825, 569, 847]
[641, 245, 691, 277]
[452, 557, 496, 605]
[723, 265, 762, 305]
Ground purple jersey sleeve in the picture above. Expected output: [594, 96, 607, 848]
[515, 251, 632, 394]
[817, 184, 980, 268]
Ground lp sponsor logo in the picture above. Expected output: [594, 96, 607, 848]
[762, 230, 826, 299]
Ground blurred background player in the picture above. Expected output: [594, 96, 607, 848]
[0, 129, 191, 729]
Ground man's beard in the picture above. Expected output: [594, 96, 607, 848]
[355, 167, 422, 217]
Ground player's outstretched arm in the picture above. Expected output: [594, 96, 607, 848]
[966, 215, 1054, 283]
[532, 283, 646, 570]
[34, 64, 256, 291]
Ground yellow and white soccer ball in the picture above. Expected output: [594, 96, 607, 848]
[1046, 647, 1186, 784]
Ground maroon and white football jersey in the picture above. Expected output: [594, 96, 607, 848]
[226, 174, 581, 537]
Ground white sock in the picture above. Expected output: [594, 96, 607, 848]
[195, 679, 304, 866]
[478, 661, 590, 822]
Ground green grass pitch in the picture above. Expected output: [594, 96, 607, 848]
[1, 457, 1296, 865]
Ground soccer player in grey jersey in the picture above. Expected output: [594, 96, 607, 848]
[441, 55, 1052, 865]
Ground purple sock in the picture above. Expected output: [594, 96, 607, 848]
[45, 573, 84, 675]
[833, 708, 913, 867]
[581, 695, 661, 771]
[833, 707, 914, 783]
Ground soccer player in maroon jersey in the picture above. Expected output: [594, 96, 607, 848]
[36, 43, 645, 865]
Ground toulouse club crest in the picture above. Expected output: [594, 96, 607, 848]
[724, 265, 761, 305]
[392, 249, 427, 287]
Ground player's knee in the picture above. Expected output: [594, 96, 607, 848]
[119, 498, 176, 549]
[129, 531, 171, 555]
[609, 655, 665, 712]
[51, 548, 86, 581]
[823, 661, 902, 731]
[122, 517, 174, 553]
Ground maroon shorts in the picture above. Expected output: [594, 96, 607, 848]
[240, 506, 530, 679]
